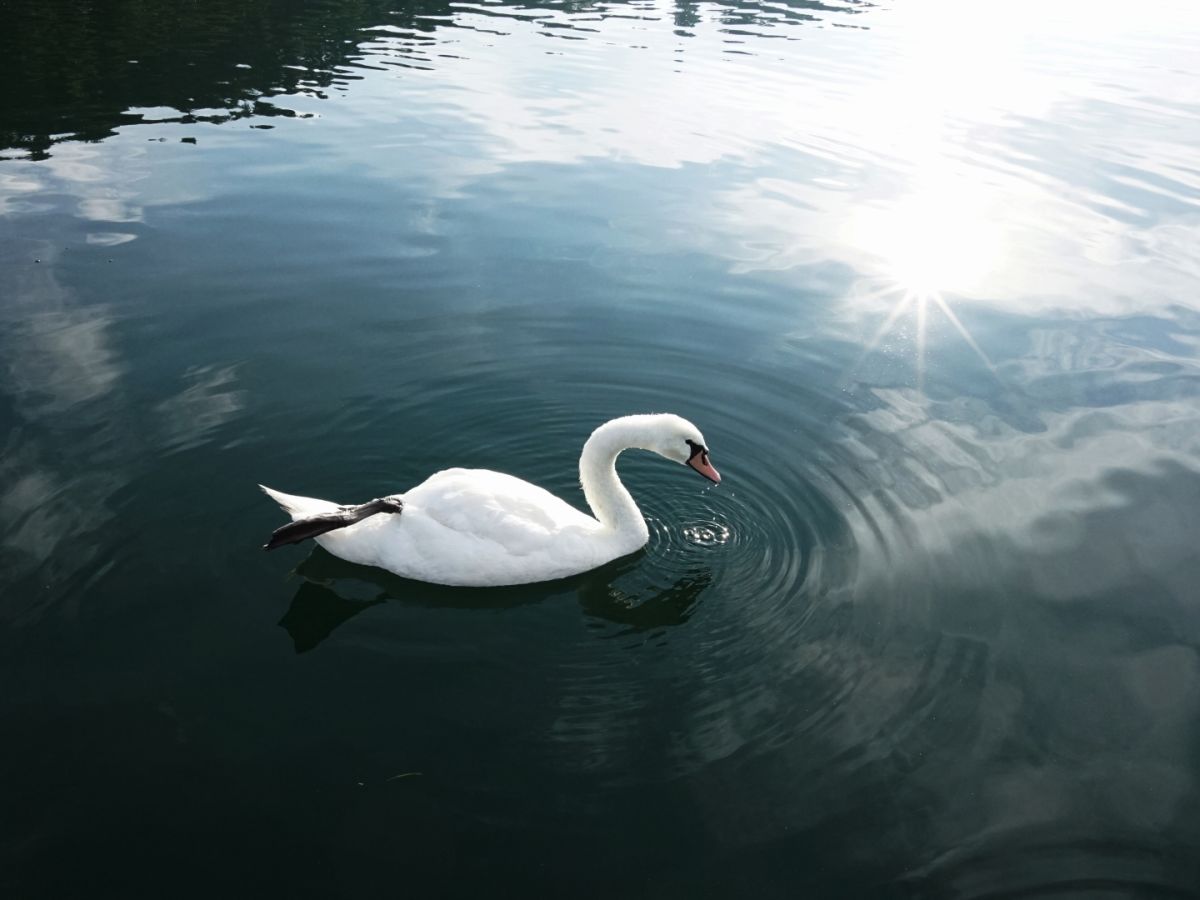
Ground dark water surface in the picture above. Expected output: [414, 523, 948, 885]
[3, 0, 1200, 896]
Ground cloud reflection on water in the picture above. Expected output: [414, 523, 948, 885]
[155, 366, 247, 453]
[365, 0, 1199, 321]
[0, 259, 127, 619]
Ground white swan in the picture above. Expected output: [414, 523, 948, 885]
[260, 413, 720, 587]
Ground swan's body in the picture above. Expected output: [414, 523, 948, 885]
[261, 413, 720, 587]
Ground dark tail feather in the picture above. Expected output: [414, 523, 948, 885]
[264, 514, 354, 550]
[263, 497, 403, 551]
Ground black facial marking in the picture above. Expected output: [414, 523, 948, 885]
[685, 439, 709, 464]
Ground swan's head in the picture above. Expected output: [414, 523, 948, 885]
[647, 414, 722, 484]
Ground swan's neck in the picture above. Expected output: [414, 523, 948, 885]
[579, 419, 652, 540]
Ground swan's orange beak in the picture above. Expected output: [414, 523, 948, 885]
[687, 448, 721, 484]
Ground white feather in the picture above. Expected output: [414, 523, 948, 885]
[258, 484, 338, 520]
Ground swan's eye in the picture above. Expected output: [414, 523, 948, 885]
[685, 439, 706, 460]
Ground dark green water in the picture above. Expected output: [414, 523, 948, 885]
[3, 0, 1200, 895]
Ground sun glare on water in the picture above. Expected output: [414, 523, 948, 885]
[838, 0, 1041, 386]
[851, 188, 1003, 299]
[846, 184, 1002, 388]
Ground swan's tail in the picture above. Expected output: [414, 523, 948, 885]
[259, 485, 404, 550]
[259, 484, 339, 520]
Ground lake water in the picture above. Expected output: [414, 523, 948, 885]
[3, 0, 1200, 895]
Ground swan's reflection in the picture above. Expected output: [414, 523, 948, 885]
[576, 568, 711, 636]
[279, 548, 711, 652]
[278, 583, 385, 654]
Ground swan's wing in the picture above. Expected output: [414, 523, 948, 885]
[309, 468, 616, 586]
[404, 468, 597, 556]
